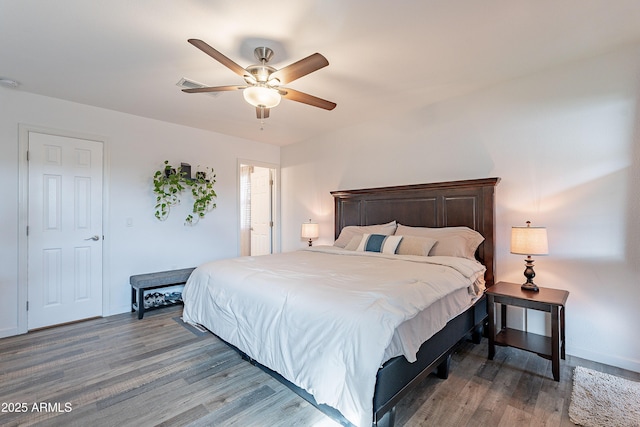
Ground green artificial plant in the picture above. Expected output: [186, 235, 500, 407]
[153, 161, 217, 225]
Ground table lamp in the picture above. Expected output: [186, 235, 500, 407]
[301, 219, 319, 247]
[510, 221, 548, 292]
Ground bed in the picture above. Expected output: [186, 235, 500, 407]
[182, 177, 499, 427]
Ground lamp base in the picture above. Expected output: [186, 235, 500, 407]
[521, 256, 540, 291]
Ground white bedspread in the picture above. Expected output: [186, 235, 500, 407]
[181, 246, 485, 427]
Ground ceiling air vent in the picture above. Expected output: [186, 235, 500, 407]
[176, 77, 221, 97]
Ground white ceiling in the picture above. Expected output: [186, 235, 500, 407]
[3, 0, 640, 146]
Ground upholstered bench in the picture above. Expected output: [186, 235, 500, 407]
[130, 267, 195, 319]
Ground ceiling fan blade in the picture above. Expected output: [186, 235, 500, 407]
[256, 107, 270, 119]
[182, 85, 246, 93]
[188, 39, 247, 78]
[280, 88, 336, 110]
[270, 53, 329, 85]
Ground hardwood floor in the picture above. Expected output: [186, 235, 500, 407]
[1, 306, 638, 427]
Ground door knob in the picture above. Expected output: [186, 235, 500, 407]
[85, 235, 100, 241]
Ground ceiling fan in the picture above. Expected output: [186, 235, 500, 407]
[182, 39, 336, 120]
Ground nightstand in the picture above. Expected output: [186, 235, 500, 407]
[486, 281, 569, 381]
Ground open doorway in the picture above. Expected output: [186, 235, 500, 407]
[239, 161, 279, 256]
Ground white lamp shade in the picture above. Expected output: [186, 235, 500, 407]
[243, 86, 281, 108]
[301, 222, 319, 240]
[511, 225, 548, 255]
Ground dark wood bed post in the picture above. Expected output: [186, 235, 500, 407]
[480, 179, 499, 287]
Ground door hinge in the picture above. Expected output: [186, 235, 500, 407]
[26, 150, 30, 161]
[269, 221, 274, 227]
[26, 301, 29, 311]
[26, 225, 29, 236]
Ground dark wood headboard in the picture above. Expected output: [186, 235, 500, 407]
[331, 177, 500, 287]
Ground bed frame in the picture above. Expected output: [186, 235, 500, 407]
[330, 177, 500, 427]
[218, 177, 499, 427]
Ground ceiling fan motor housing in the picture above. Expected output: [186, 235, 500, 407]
[244, 64, 277, 84]
[243, 47, 278, 84]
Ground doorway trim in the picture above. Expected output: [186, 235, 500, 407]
[237, 159, 280, 255]
[17, 124, 111, 334]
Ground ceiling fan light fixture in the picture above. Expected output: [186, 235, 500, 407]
[243, 74, 257, 85]
[243, 86, 281, 109]
[267, 77, 281, 87]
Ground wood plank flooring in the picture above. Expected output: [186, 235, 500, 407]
[1, 305, 638, 427]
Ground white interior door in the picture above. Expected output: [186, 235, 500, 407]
[250, 166, 272, 256]
[27, 132, 103, 329]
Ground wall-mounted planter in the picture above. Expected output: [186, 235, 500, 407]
[153, 161, 217, 225]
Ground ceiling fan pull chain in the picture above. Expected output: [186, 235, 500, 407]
[258, 106, 265, 130]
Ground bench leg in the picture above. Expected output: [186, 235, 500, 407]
[138, 288, 145, 319]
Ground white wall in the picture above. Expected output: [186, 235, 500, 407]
[281, 43, 640, 373]
[0, 90, 279, 337]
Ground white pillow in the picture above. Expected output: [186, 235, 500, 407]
[333, 221, 397, 248]
[356, 234, 403, 254]
[344, 235, 363, 251]
[395, 224, 484, 259]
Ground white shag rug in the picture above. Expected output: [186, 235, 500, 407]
[569, 366, 640, 427]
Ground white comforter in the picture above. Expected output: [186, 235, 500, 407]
[182, 246, 485, 427]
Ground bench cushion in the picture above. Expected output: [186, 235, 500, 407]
[130, 267, 195, 289]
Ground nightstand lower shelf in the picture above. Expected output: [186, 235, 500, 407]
[494, 328, 552, 360]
